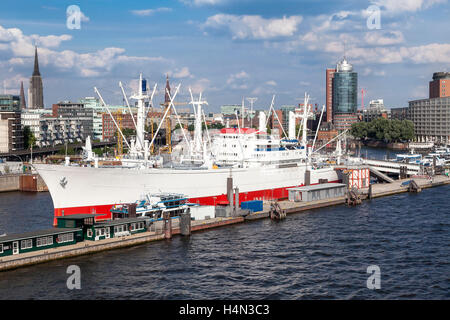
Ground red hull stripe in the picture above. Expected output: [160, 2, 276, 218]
[52, 181, 340, 225]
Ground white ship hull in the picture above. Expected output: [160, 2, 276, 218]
[34, 163, 340, 224]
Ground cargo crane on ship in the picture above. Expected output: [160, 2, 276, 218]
[159, 75, 189, 154]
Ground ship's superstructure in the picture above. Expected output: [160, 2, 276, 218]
[34, 75, 341, 225]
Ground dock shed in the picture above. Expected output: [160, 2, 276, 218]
[85, 217, 150, 241]
[0, 228, 83, 257]
[56, 214, 101, 229]
[287, 183, 347, 202]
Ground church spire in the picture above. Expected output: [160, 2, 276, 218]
[20, 81, 26, 109]
[33, 46, 40, 76]
[164, 74, 171, 104]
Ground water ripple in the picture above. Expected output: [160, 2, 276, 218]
[0, 185, 449, 299]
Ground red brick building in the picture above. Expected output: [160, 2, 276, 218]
[102, 111, 163, 140]
[102, 113, 137, 140]
[270, 110, 284, 136]
[326, 68, 336, 123]
[429, 72, 450, 99]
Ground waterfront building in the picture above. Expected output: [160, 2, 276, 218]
[326, 68, 336, 122]
[332, 57, 358, 131]
[408, 96, 450, 143]
[80, 97, 132, 141]
[0, 94, 24, 153]
[0, 214, 151, 258]
[52, 101, 94, 140]
[0, 227, 82, 257]
[269, 109, 284, 136]
[361, 99, 390, 122]
[28, 47, 44, 109]
[21, 109, 84, 147]
[102, 112, 137, 141]
[316, 122, 338, 145]
[390, 107, 409, 121]
[280, 105, 297, 134]
[429, 72, 450, 99]
[221, 104, 246, 116]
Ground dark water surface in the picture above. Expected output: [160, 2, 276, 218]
[0, 184, 449, 299]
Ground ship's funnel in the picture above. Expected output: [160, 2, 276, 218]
[82, 136, 94, 161]
[288, 111, 296, 140]
[259, 111, 266, 133]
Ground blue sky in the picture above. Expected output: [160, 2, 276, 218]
[1, 0, 449, 111]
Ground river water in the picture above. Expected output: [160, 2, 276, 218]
[0, 147, 448, 299]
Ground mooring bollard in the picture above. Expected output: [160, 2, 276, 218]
[163, 212, 172, 239]
[180, 212, 191, 236]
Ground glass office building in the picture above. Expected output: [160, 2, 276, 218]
[332, 58, 358, 131]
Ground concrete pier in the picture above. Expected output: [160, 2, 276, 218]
[0, 175, 19, 192]
[0, 174, 48, 192]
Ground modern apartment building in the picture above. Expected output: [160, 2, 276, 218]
[21, 109, 85, 147]
[408, 96, 450, 143]
[0, 95, 24, 153]
[361, 99, 390, 122]
[52, 101, 94, 139]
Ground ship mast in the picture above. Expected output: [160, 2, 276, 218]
[190, 91, 208, 153]
[130, 73, 149, 152]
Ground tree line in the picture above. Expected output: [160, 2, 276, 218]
[350, 118, 415, 143]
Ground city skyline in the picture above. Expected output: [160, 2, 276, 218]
[1, 0, 450, 111]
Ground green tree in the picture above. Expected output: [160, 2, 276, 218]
[121, 128, 136, 137]
[23, 126, 36, 149]
[57, 146, 76, 155]
[351, 118, 415, 143]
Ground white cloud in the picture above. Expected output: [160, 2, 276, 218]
[226, 71, 250, 90]
[362, 68, 386, 76]
[365, 31, 405, 46]
[30, 34, 72, 48]
[203, 14, 303, 40]
[80, 11, 90, 22]
[227, 71, 249, 83]
[265, 80, 277, 86]
[1, 74, 28, 94]
[0, 24, 169, 78]
[349, 43, 450, 64]
[0, 25, 72, 56]
[181, 0, 224, 6]
[190, 78, 212, 94]
[373, 0, 447, 13]
[168, 67, 193, 79]
[130, 7, 172, 16]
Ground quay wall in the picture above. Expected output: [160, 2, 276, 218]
[0, 174, 48, 193]
[0, 175, 19, 192]
[0, 232, 166, 272]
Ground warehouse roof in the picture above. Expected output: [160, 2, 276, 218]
[0, 228, 81, 243]
[56, 214, 102, 220]
[287, 183, 346, 192]
[95, 217, 150, 227]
